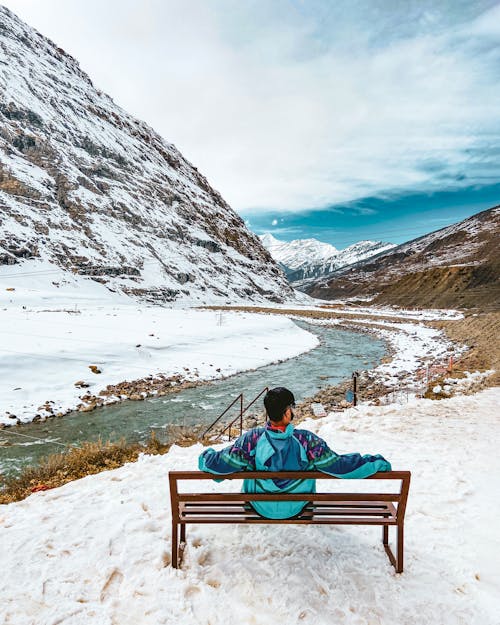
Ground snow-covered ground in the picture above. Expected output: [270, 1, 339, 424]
[314, 305, 464, 321]
[1, 388, 499, 625]
[297, 314, 465, 392]
[357, 319, 462, 387]
[0, 269, 318, 425]
[266, 302, 464, 321]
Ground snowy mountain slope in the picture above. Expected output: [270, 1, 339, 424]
[259, 233, 395, 281]
[0, 6, 292, 304]
[306, 206, 500, 309]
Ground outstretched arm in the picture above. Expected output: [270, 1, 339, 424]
[198, 430, 259, 475]
[299, 430, 391, 478]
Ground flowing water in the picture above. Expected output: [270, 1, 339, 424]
[0, 321, 386, 476]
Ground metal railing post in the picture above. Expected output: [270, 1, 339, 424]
[352, 371, 359, 406]
[240, 394, 243, 437]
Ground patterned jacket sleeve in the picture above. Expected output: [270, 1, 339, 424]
[198, 430, 259, 475]
[297, 430, 391, 478]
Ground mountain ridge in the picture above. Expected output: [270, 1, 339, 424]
[305, 205, 500, 309]
[259, 233, 395, 282]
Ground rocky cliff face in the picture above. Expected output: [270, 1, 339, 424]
[0, 6, 292, 304]
[305, 206, 500, 310]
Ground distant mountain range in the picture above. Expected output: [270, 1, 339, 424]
[0, 6, 292, 305]
[259, 233, 395, 282]
[304, 206, 500, 310]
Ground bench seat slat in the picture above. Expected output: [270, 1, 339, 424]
[303, 509, 393, 517]
[181, 505, 395, 517]
[178, 516, 398, 525]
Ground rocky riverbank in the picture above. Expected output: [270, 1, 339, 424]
[3, 374, 203, 428]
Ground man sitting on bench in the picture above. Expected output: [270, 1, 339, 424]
[199, 386, 391, 519]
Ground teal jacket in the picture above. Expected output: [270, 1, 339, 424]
[199, 423, 391, 519]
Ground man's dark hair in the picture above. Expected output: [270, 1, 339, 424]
[264, 387, 295, 422]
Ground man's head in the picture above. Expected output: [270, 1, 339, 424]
[264, 387, 295, 423]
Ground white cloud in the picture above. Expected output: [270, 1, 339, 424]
[3, 0, 500, 213]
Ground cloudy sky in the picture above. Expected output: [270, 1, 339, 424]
[3, 0, 500, 246]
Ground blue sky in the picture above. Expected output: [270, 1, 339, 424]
[3, 0, 500, 248]
[242, 184, 500, 247]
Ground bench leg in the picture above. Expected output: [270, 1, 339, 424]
[397, 525, 404, 574]
[178, 523, 187, 567]
[172, 521, 178, 569]
[382, 525, 404, 573]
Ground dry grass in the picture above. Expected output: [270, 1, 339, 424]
[433, 311, 500, 387]
[0, 435, 170, 505]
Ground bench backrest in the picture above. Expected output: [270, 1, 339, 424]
[169, 470, 411, 524]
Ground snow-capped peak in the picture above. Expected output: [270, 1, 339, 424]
[259, 234, 395, 281]
[259, 234, 338, 269]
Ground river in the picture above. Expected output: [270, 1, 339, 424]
[0, 321, 386, 476]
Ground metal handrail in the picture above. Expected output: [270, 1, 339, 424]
[201, 393, 243, 438]
[218, 386, 269, 440]
[243, 386, 269, 415]
[201, 386, 268, 441]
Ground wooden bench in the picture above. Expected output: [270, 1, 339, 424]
[169, 470, 410, 572]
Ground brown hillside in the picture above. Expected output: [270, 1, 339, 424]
[374, 261, 500, 310]
[305, 206, 500, 310]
